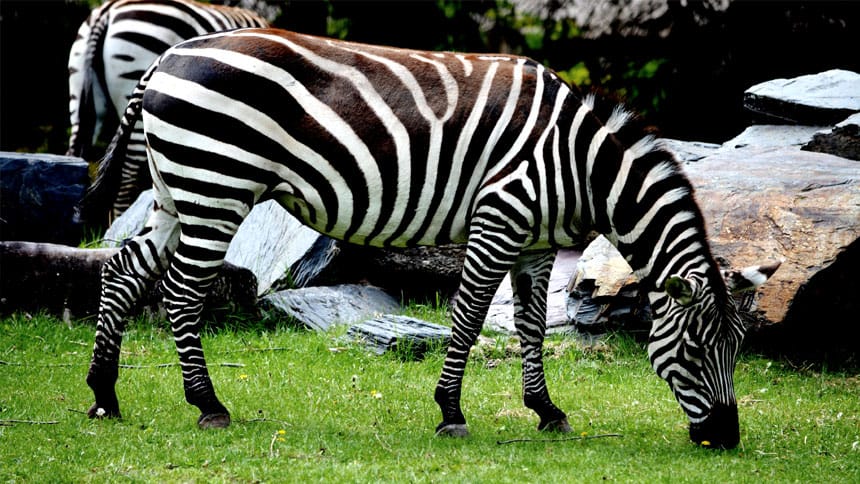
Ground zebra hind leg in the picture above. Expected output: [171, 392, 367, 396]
[511, 250, 572, 433]
[434, 225, 525, 437]
[160, 215, 248, 429]
[87, 206, 180, 420]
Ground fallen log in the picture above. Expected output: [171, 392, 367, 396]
[0, 241, 258, 321]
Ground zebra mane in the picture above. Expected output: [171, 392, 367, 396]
[583, 88, 728, 301]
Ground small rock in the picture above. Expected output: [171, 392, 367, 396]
[347, 315, 451, 358]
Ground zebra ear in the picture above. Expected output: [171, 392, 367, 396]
[665, 276, 695, 306]
[722, 261, 781, 295]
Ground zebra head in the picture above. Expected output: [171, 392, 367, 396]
[648, 262, 780, 449]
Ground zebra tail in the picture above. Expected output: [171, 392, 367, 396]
[68, 2, 113, 159]
[74, 56, 160, 226]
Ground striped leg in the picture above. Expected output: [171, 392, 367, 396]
[435, 221, 526, 437]
[87, 203, 180, 419]
[510, 250, 571, 432]
[160, 208, 247, 429]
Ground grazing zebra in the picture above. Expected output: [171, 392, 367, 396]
[77, 28, 779, 449]
[67, 0, 268, 211]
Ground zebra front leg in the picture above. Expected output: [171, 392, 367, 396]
[87, 207, 179, 419]
[435, 227, 524, 437]
[511, 250, 571, 433]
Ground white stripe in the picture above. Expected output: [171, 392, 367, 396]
[144, 76, 337, 233]
[585, 126, 609, 220]
[425, 62, 499, 240]
[567, 103, 591, 223]
[483, 62, 545, 183]
[533, 84, 569, 235]
[448, 60, 525, 241]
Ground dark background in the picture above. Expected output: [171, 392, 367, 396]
[2, 0, 859, 156]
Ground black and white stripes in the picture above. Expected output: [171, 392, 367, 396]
[67, 0, 268, 163]
[79, 28, 778, 448]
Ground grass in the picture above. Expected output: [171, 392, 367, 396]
[1, 310, 858, 483]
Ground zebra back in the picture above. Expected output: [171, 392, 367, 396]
[67, 0, 269, 159]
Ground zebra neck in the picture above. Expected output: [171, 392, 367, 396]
[569, 93, 720, 297]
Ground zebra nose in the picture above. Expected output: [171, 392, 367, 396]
[689, 403, 739, 449]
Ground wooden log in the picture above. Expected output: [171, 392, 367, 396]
[0, 241, 258, 321]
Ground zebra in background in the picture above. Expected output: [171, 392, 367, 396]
[67, 0, 269, 212]
[77, 28, 780, 449]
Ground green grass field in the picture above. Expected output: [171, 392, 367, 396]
[1, 310, 857, 483]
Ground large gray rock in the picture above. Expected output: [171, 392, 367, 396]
[720, 125, 826, 150]
[0, 152, 89, 245]
[485, 249, 581, 335]
[584, 139, 860, 364]
[743, 69, 860, 125]
[103, 192, 335, 296]
[260, 284, 401, 332]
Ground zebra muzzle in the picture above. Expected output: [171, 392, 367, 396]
[689, 402, 740, 449]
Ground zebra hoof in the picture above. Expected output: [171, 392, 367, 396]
[538, 418, 572, 433]
[198, 412, 231, 429]
[87, 403, 121, 420]
[434, 423, 469, 438]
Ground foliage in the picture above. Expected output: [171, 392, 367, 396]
[1, 311, 858, 482]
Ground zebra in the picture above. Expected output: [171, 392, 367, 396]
[67, 0, 269, 213]
[76, 27, 780, 449]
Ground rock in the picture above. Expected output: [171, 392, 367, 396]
[720, 125, 826, 150]
[101, 188, 153, 244]
[347, 315, 451, 358]
[510, 0, 730, 40]
[260, 284, 401, 332]
[802, 114, 860, 161]
[225, 200, 338, 293]
[757, 238, 859, 368]
[684, 146, 860, 327]
[102, 192, 338, 295]
[485, 249, 581, 335]
[0, 152, 89, 245]
[743, 69, 860, 125]
[561, 142, 859, 364]
[660, 139, 720, 163]
[333, 244, 466, 302]
[0, 241, 257, 320]
[565, 236, 651, 338]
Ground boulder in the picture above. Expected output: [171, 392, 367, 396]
[485, 249, 581, 335]
[260, 284, 401, 332]
[743, 69, 860, 125]
[102, 192, 338, 295]
[569, 141, 859, 365]
[0, 152, 88, 245]
[802, 113, 860, 161]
